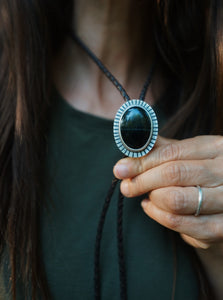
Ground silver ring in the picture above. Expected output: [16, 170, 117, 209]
[194, 185, 203, 216]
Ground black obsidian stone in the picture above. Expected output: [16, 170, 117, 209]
[120, 107, 151, 150]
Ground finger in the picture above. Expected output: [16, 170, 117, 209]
[114, 135, 221, 179]
[180, 234, 210, 249]
[120, 159, 222, 197]
[155, 135, 177, 146]
[141, 200, 223, 243]
[149, 186, 223, 215]
[113, 135, 170, 179]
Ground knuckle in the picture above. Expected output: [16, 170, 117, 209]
[162, 162, 187, 185]
[212, 223, 223, 241]
[159, 143, 180, 163]
[165, 213, 182, 229]
[138, 158, 144, 174]
[214, 135, 223, 154]
[205, 160, 223, 186]
[167, 189, 187, 214]
[127, 183, 135, 198]
[132, 176, 144, 196]
[201, 221, 223, 243]
[122, 179, 136, 198]
[131, 176, 145, 196]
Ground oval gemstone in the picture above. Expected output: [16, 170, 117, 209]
[120, 107, 151, 150]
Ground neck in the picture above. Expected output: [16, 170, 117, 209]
[53, 0, 157, 119]
[73, 0, 154, 69]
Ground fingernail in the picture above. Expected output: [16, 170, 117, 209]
[114, 163, 129, 178]
[141, 199, 149, 209]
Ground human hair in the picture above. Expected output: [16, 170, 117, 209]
[0, 0, 222, 299]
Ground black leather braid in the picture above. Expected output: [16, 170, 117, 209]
[70, 32, 130, 102]
[170, 232, 177, 300]
[69, 31, 156, 300]
[94, 178, 127, 300]
[117, 190, 127, 300]
[94, 177, 119, 300]
[69, 32, 155, 102]
[139, 61, 156, 101]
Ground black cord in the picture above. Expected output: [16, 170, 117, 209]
[94, 179, 127, 300]
[117, 190, 127, 300]
[139, 62, 156, 101]
[69, 31, 155, 102]
[70, 32, 130, 102]
[170, 232, 177, 300]
[94, 178, 119, 300]
[69, 31, 156, 300]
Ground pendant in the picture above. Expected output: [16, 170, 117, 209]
[113, 99, 158, 157]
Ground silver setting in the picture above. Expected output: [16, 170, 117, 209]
[113, 99, 158, 157]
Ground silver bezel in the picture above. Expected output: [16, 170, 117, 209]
[113, 99, 158, 158]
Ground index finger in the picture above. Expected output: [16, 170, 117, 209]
[114, 135, 220, 179]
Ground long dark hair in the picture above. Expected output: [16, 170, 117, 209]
[0, 0, 222, 299]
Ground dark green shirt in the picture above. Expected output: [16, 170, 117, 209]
[3, 90, 199, 299]
[39, 91, 199, 299]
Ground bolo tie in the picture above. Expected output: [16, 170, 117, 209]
[69, 30, 158, 300]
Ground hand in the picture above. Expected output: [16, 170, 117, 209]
[113, 135, 223, 249]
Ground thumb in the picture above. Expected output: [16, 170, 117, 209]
[113, 135, 178, 179]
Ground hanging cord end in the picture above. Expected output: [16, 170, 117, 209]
[117, 190, 127, 300]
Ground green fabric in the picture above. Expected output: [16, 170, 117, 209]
[38, 91, 199, 299]
[3, 90, 199, 299]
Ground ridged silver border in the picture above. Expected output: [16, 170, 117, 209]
[113, 99, 158, 158]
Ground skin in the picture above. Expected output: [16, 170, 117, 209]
[54, 0, 223, 298]
[53, 0, 162, 119]
[114, 136, 223, 298]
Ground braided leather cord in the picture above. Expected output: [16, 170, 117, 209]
[94, 178, 119, 300]
[69, 32, 155, 102]
[117, 190, 127, 300]
[69, 31, 156, 300]
[70, 33, 130, 101]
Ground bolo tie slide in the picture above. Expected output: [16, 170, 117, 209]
[69, 30, 158, 300]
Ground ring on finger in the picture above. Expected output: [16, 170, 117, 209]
[194, 185, 203, 217]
